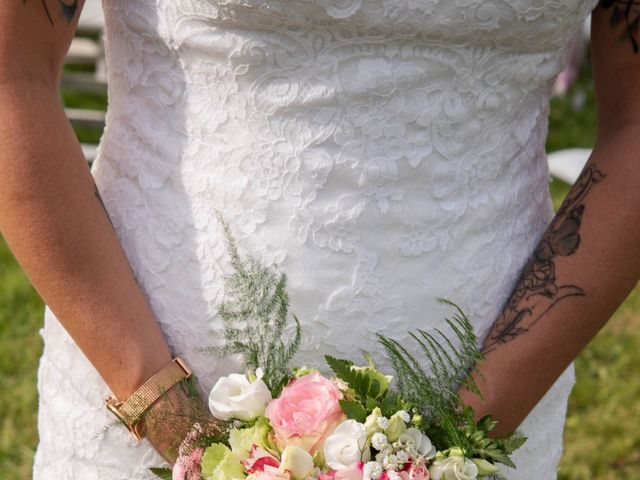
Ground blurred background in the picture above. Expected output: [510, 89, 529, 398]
[1, 4, 638, 479]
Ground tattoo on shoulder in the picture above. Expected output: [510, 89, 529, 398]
[601, 0, 640, 53]
[22, 0, 79, 25]
[482, 164, 607, 354]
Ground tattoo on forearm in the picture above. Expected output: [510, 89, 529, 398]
[93, 179, 114, 228]
[22, 0, 79, 25]
[482, 164, 607, 354]
[601, 0, 640, 53]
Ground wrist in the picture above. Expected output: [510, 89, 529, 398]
[141, 380, 214, 463]
[106, 357, 193, 441]
[111, 348, 173, 400]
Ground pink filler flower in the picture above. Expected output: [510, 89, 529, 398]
[172, 447, 204, 480]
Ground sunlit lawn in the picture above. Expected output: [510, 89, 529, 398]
[0, 54, 638, 479]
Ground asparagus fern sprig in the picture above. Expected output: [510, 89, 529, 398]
[210, 213, 300, 396]
[377, 298, 484, 450]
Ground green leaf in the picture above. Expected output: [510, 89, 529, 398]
[498, 431, 527, 454]
[368, 379, 380, 399]
[358, 373, 370, 396]
[339, 399, 367, 423]
[489, 452, 515, 469]
[149, 467, 173, 480]
[365, 396, 379, 410]
[380, 392, 401, 417]
[325, 355, 390, 402]
[477, 415, 498, 433]
[325, 355, 356, 382]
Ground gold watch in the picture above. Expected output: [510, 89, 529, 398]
[106, 357, 192, 441]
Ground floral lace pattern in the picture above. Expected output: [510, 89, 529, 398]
[34, 0, 597, 478]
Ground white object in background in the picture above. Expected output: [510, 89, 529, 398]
[78, 0, 104, 29]
[547, 148, 591, 185]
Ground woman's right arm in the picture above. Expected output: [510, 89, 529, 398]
[0, 1, 209, 462]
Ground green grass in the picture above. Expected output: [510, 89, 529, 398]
[0, 53, 638, 479]
[0, 239, 43, 478]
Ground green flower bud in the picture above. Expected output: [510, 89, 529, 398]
[447, 446, 465, 457]
[472, 458, 500, 476]
[364, 407, 384, 435]
[386, 412, 408, 442]
[411, 414, 423, 427]
[292, 366, 319, 378]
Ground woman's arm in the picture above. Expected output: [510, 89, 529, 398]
[0, 1, 208, 461]
[459, 3, 640, 437]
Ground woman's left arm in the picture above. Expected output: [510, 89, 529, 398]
[460, 2, 640, 437]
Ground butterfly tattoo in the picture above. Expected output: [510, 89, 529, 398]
[483, 164, 607, 354]
[601, 0, 640, 53]
[22, 0, 79, 25]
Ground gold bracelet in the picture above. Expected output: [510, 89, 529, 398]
[106, 357, 192, 441]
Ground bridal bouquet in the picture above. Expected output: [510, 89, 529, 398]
[152, 217, 525, 480]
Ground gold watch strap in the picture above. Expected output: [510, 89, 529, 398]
[106, 357, 192, 440]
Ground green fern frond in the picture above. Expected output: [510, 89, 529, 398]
[211, 212, 301, 396]
[377, 298, 484, 450]
[149, 467, 172, 479]
[379, 299, 527, 468]
[486, 474, 506, 480]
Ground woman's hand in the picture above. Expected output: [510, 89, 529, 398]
[140, 381, 222, 464]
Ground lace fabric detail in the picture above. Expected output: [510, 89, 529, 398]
[34, 0, 597, 478]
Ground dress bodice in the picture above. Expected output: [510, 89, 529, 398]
[94, 0, 598, 381]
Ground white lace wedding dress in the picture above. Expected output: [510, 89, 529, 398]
[33, 0, 599, 478]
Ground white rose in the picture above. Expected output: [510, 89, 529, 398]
[208, 367, 272, 421]
[324, 419, 371, 470]
[429, 456, 479, 480]
[279, 445, 314, 480]
[397, 428, 437, 459]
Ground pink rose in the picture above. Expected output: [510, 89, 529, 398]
[407, 464, 430, 480]
[380, 463, 429, 480]
[266, 373, 345, 454]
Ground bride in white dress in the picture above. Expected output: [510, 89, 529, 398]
[0, 0, 639, 479]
